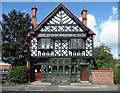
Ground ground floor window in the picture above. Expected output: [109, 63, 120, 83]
[47, 65, 51, 73]
[53, 65, 57, 72]
[65, 65, 69, 73]
[59, 65, 63, 72]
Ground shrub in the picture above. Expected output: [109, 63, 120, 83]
[112, 66, 120, 84]
[8, 66, 29, 84]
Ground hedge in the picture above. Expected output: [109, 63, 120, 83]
[8, 66, 29, 84]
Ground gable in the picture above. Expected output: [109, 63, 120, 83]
[39, 10, 84, 32]
[33, 3, 90, 34]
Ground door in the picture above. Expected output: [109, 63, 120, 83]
[34, 65, 41, 81]
[81, 65, 88, 81]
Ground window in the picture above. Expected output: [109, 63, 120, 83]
[53, 65, 57, 72]
[71, 65, 74, 73]
[47, 65, 51, 73]
[69, 39, 85, 49]
[65, 65, 69, 73]
[59, 65, 63, 72]
[38, 38, 53, 49]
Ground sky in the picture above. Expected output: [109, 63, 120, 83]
[1, 2, 119, 59]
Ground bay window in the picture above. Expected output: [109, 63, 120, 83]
[69, 38, 85, 49]
[38, 38, 53, 49]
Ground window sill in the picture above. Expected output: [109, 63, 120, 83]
[69, 49, 85, 51]
[38, 48, 54, 51]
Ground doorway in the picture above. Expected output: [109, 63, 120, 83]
[34, 65, 41, 81]
[81, 65, 89, 81]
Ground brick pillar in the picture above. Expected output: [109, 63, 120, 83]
[32, 5, 37, 29]
[81, 7, 87, 26]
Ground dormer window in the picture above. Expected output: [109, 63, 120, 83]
[38, 38, 53, 49]
[69, 38, 85, 49]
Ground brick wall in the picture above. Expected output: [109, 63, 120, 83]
[92, 68, 114, 84]
[0, 65, 11, 69]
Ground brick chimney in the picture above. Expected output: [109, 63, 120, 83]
[32, 5, 37, 29]
[81, 7, 87, 27]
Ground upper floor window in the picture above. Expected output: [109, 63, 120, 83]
[69, 38, 85, 49]
[38, 38, 53, 49]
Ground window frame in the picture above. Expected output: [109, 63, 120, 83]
[38, 38, 53, 49]
[69, 38, 85, 50]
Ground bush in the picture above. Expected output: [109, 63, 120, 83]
[112, 66, 120, 84]
[8, 66, 29, 84]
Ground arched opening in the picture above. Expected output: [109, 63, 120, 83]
[59, 65, 63, 72]
[71, 65, 74, 73]
[65, 65, 69, 73]
[53, 65, 57, 72]
[47, 65, 51, 73]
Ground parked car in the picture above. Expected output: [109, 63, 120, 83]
[0, 69, 9, 82]
[0, 69, 9, 74]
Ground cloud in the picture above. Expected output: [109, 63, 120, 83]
[99, 7, 118, 59]
[87, 14, 99, 41]
[79, 7, 118, 59]
[79, 14, 99, 41]
[23, 10, 26, 13]
[112, 7, 117, 16]
[99, 7, 118, 49]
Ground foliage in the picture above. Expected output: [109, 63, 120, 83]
[93, 43, 119, 84]
[93, 43, 117, 69]
[8, 66, 29, 84]
[1, 9, 32, 66]
[0, 79, 5, 84]
[101, 62, 120, 84]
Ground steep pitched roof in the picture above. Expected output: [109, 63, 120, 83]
[32, 3, 95, 35]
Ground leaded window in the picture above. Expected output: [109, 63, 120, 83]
[69, 39, 85, 49]
[38, 38, 53, 49]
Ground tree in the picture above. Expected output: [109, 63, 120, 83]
[93, 43, 117, 69]
[93, 43, 120, 84]
[2, 9, 32, 66]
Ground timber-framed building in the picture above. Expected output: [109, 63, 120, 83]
[27, 3, 95, 84]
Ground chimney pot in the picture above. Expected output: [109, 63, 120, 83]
[83, 7, 86, 10]
[33, 5, 35, 8]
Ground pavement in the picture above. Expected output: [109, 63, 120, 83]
[1, 83, 119, 92]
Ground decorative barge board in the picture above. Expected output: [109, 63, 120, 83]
[28, 3, 95, 84]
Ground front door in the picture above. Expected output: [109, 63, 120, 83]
[34, 65, 41, 81]
[81, 65, 88, 81]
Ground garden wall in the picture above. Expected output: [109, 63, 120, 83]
[92, 68, 114, 84]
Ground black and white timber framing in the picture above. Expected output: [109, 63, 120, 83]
[29, 3, 95, 84]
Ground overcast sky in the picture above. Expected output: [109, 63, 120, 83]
[1, 2, 118, 60]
